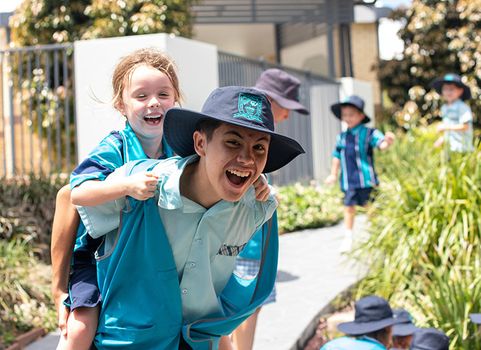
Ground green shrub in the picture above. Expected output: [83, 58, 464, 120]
[0, 174, 66, 263]
[0, 239, 56, 346]
[354, 127, 481, 348]
[277, 182, 343, 233]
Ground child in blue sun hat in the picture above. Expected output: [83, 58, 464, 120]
[431, 73, 474, 153]
[325, 95, 395, 252]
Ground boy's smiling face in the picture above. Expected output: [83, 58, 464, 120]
[441, 83, 464, 104]
[193, 123, 270, 205]
[341, 105, 365, 129]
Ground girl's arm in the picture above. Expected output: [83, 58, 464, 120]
[437, 123, 470, 132]
[71, 171, 159, 206]
[51, 185, 79, 335]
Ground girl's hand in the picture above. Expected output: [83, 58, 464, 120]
[253, 174, 270, 202]
[125, 172, 159, 200]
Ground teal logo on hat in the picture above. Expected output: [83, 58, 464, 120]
[233, 93, 263, 123]
[445, 74, 454, 81]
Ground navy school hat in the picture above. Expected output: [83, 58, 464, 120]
[330, 95, 370, 123]
[255, 68, 309, 115]
[163, 86, 305, 173]
[410, 328, 449, 350]
[430, 73, 472, 100]
[337, 295, 404, 335]
[470, 313, 481, 324]
[392, 309, 419, 337]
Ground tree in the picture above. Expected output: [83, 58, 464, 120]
[9, 0, 197, 45]
[378, 0, 481, 128]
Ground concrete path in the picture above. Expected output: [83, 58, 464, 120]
[253, 216, 368, 350]
[27, 217, 367, 350]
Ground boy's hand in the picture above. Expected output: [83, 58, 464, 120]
[325, 174, 337, 185]
[434, 136, 444, 148]
[384, 131, 395, 145]
[124, 172, 159, 200]
[253, 174, 270, 201]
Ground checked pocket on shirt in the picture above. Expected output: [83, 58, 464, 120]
[217, 243, 247, 256]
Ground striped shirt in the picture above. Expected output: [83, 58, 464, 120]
[332, 124, 385, 192]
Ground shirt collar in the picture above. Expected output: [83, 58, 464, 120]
[347, 123, 365, 135]
[157, 154, 199, 210]
[358, 336, 387, 349]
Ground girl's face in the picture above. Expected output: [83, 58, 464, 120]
[118, 64, 177, 141]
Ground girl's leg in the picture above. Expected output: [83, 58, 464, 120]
[62, 306, 99, 350]
[231, 308, 261, 350]
[219, 335, 235, 350]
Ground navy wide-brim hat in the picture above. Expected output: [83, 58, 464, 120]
[337, 295, 405, 336]
[330, 95, 370, 124]
[431, 73, 472, 100]
[392, 308, 419, 337]
[164, 86, 305, 173]
[410, 328, 449, 350]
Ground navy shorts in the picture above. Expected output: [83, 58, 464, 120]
[64, 263, 101, 311]
[343, 188, 373, 206]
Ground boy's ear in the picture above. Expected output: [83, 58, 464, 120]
[193, 130, 207, 157]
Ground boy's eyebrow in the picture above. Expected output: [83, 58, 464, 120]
[225, 130, 270, 142]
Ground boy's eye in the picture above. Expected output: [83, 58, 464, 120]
[254, 144, 266, 153]
[227, 140, 240, 147]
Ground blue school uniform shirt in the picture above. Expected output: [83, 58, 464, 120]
[441, 99, 473, 152]
[332, 124, 385, 192]
[77, 156, 278, 349]
[321, 336, 387, 350]
[69, 122, 173, 263]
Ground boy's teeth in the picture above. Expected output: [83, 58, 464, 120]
[227, 169, 249, 177]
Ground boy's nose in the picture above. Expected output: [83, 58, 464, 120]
[238, 148, 255, 165]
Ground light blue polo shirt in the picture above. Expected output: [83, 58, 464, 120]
[441, 99, 473, 152]
[321, 336, 387, 350]
[78, 154, 277, 324]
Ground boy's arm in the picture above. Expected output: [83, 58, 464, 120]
[378, 131, 395, 151]
[325, 158, 340, 185]
[71, 171, 159, 206]
[50, 185, 78, 335]
[437, 123, 470, 132]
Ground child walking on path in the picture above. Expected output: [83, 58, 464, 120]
[431, 73, 473, 153]
[75, 86, 304, 349]
[325, 95, 394, 252]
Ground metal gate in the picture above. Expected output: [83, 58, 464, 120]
[0, 43, 75, 177]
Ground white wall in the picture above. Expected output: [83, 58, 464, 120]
[193, 24, 276, 60]
[280, 35, 330, 76]
[74, 33, 218, 162]
[310, 85, 341, 182]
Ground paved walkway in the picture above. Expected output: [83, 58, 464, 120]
[253, 216, 367, 350]
[27, 217, 367, 350]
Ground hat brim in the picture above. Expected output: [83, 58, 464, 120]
[392, 322, 419, 337]
[258, 89, 309, 115]
[431, 78, 472, 100]
[163, 107, 305, 173]
[337, 317, 401, 335]
[470, 314, 481, 324]
[330, 103, 370, 124]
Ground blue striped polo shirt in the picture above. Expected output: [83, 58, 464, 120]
[332, 124, 385, 192]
